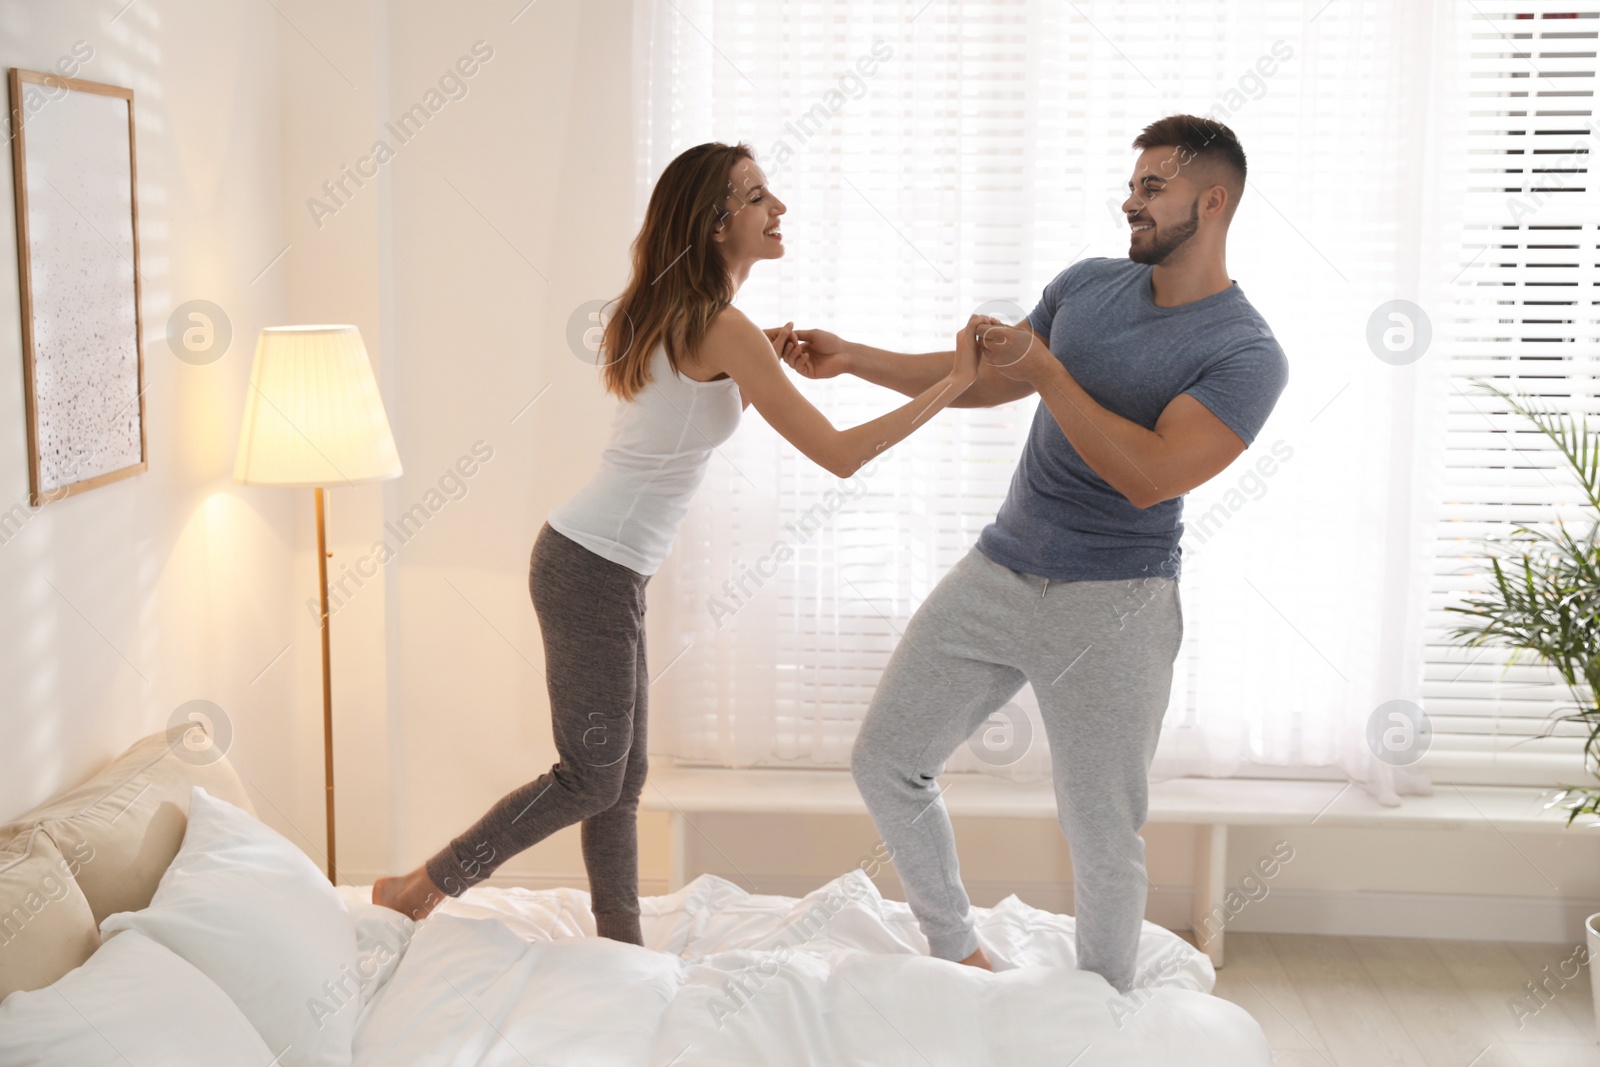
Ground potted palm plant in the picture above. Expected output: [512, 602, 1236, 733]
[1444, 376, 1599, 1038]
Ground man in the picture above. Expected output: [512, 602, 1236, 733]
[783, 115, 1289, 994]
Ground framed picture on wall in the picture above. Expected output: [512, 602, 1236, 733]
[8, 68, 145, 507]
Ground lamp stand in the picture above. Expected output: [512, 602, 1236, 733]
[314, 486, 338, 884]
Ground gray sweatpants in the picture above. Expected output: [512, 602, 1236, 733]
[424, 523, 651, 944]
[851, 545, 1182, 993]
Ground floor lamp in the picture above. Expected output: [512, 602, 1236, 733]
[232, 325, 402, 884]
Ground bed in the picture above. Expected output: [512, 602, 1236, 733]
[0, 725, 1273, 1065]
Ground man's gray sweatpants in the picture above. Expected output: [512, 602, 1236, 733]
[851, 545, 1183, 994]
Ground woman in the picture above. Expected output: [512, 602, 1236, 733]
[373, 142, 984, 942]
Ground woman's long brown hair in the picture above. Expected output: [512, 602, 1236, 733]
[600, 141, 753, 400]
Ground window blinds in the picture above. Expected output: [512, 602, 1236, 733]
[1422, 4, 1600, 782]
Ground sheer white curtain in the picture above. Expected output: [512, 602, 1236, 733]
[636, 0, 1467, 804]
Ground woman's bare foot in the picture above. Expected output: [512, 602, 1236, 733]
[959, 947, 994, 970]
[372, 867, 447, 921]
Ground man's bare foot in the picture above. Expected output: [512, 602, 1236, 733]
[959, 947, 994, 970]
[372, 867, 447, 921]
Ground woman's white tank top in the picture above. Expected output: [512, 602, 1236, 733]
[547, 343, 743, 576]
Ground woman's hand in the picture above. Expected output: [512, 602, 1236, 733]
[763, 322, 801, 363]
[949, 314, 989, 389]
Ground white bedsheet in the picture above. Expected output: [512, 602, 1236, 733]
[338, 870, 1271, 1066]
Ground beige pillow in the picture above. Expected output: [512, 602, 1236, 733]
[0, 828, 100, 1001]
[0, 724, 255, 926]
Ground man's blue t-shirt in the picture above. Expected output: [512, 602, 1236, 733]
[975, 257, 1288, 583]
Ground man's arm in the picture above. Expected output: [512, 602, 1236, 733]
[978, 324, 1248, 509]
[789, 330, 1035, 408]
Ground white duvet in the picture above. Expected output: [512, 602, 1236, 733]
[338, 870, 1270, 1066]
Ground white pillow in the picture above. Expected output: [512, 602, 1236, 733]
[341, 896, 416, 1014]
[331, 885, 420, 1018]
[99, 786, 361, 1067]
[0, 928, 276, 1065]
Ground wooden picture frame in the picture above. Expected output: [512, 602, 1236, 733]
[8, 68, 146, 507]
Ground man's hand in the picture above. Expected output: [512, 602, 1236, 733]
[786, 328, 852, 380]
[977, 323, 1054, 383]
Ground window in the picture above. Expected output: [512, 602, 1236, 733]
[1422, 5, 1600, 785]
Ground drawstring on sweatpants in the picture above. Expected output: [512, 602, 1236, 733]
[1041, 578, 1050, 598]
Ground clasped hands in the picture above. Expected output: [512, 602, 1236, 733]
[762, 317, 1050, 384]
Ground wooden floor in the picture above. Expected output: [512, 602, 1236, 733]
[1202, 933, 1600, 1066]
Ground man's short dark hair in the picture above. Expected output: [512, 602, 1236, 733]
[1132, 114, 1248, 187]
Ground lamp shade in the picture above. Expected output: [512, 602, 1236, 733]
[233, 325, 402, 487]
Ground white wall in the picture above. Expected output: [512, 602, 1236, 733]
[374, 0, 641, 889]
[3, 0, 1597, 945]
[0, 0, 306, 846]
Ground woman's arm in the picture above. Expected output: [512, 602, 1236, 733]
[788, 329, 1036, 408]
[698, 309, 982, 478]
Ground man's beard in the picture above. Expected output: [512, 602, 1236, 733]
[1129, 198, 1200, 265]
